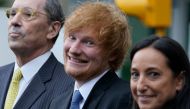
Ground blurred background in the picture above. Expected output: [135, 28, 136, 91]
[0, 0, 190, 80]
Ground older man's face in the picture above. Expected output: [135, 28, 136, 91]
[8, 0, 52, 58]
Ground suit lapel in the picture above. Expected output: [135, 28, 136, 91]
[83, 88, 105, 109]
[14, 74, 45, 109]
[83, 70, 118, 109]
[0, 63, 14, 109]
[14, 54, 57, 109]
[62, 89, 73, 109]
[49, 85, 73, 109]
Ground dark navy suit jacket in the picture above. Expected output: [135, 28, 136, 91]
[49, 70, 132, 109]
[0, 53, 74, 109]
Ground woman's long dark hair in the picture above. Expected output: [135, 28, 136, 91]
[130, 35, 190, 109]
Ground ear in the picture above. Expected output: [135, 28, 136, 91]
[175, 71, 185, 91]
[109, 56, 116, 62]
[47, 21, 62, 40]
[108, 51, 117, 62]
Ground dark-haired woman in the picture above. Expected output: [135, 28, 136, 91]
[130, 35, 190, 109]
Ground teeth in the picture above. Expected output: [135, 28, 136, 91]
[140, 95, 148, 98]
[68, 54, 88, 63]
[138, 95, 154, 98]
[70, 57, 81, 62]
[69, 56, 86, 63]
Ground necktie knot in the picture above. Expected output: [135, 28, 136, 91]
[12, 68, 23, 82]
[70, 90, 83, 109]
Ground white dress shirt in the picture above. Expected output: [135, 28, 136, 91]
[13, 51, 51, 107]
[74, 69, 109, 109]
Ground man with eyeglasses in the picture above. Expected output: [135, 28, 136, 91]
[0, 0, 74, 109]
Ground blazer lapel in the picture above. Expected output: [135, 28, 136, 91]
[0, 63, 14, 109]
[14, 54, 57, 109]
[83, 70, 118, 109]
[49, 83, 73, 109]
[83, 88, 105, 109]
[62, 89, 73, 109]
[14, 74, 45, 109]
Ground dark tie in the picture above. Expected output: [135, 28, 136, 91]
[70, 90, 83, 109]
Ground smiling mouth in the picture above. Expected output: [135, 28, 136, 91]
[138, 95, 155, 103]
[138, 94, 155, 98]
[68, 56, 88, 63]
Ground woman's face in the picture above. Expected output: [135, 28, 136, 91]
[130, 47, 183, 109]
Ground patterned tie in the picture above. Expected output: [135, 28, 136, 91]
[4, 68, 23, 109]
[70, 90, 83, 109]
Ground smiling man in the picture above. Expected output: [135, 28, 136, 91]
[50, 2, 132, 109]
[0, 0, 74, 109]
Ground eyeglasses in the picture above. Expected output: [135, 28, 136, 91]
[6, 7, 47, 21]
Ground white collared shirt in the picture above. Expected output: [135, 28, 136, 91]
[74, 69, 109, 109]
[13, 51, 51, 107]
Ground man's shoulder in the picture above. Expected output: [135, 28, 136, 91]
[0, 62, 14, 71]
[114, 78, 130, 88]
[97, 70, 130, 90]
[92, 71, 130, 97]
[111, 78, 130, 94]
[84, 76, 131, 109]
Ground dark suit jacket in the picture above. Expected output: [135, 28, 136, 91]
[49, 70, 132, 109]
[0, 53, 74, 109]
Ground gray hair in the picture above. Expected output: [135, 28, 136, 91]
[44, 0, 64, 43]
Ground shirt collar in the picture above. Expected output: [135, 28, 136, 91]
[14, 51, 51, 83]
[74, 69, 109, 101]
